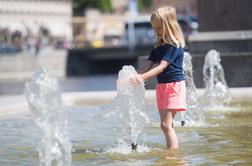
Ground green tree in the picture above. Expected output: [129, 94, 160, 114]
[73, 0, 113, 16]
[137, 0, 153, 12]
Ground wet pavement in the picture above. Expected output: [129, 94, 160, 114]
[0, 75, 118, 95]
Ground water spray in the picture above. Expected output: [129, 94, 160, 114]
[24, 67, 72, 166]
[116, 65, 148, 152]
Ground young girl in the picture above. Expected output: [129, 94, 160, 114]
[131, 6, 186, 149]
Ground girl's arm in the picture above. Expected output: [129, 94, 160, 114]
[137, 60, 155, 74]
[141, 60, 170, 81]
[131, 60, 170, 84]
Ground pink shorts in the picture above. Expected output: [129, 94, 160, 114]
[156, 80, 186, 111]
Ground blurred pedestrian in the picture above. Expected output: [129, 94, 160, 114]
[35, 37, 41, 56]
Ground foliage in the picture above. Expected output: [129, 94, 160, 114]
[73, 0, 153, 16]
[137, 0, 153, 12]
[73, 0, 113, 16]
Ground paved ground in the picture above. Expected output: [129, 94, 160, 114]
[0, 75, 118, 95]
[0, 87, 251, 118]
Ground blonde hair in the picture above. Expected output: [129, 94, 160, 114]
[151, 6, 185, 48]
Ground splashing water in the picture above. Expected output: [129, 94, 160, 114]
[183, 52, 199, 109]
[203, 50, 231, 109]
[175, 52, 206, 127]
[24, 67, 72, 166]
[108, 65, 149, 151]
[105, 139, 150, 155]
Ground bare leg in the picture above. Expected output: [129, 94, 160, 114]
[159, 109, 179, 149]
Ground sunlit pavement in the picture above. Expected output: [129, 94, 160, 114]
[0, 87, 252, 118]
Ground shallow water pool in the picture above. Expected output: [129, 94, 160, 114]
[0, 100, 252, 166]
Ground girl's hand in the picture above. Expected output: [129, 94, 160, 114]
[130, 74, 144, 85]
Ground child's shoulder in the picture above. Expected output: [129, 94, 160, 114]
[154, 43, 184, 53]
[163, 43, 183, 49]
[156, 43, 177, 51]
[163, 44, 185, 53]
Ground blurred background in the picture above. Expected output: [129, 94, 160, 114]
[0, 0, 251, 95]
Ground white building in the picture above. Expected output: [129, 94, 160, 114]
[0, 0, 72, 40]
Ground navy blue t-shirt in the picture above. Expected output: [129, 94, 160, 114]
[148, 43, 185, 83]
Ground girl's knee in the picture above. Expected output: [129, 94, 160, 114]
[160, 121, 173, 132]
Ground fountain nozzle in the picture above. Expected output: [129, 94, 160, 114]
[181, 121, 185, 126]
[131, 143, 137, 151]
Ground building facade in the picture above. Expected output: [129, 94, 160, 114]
[0, 0, 72, 40]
